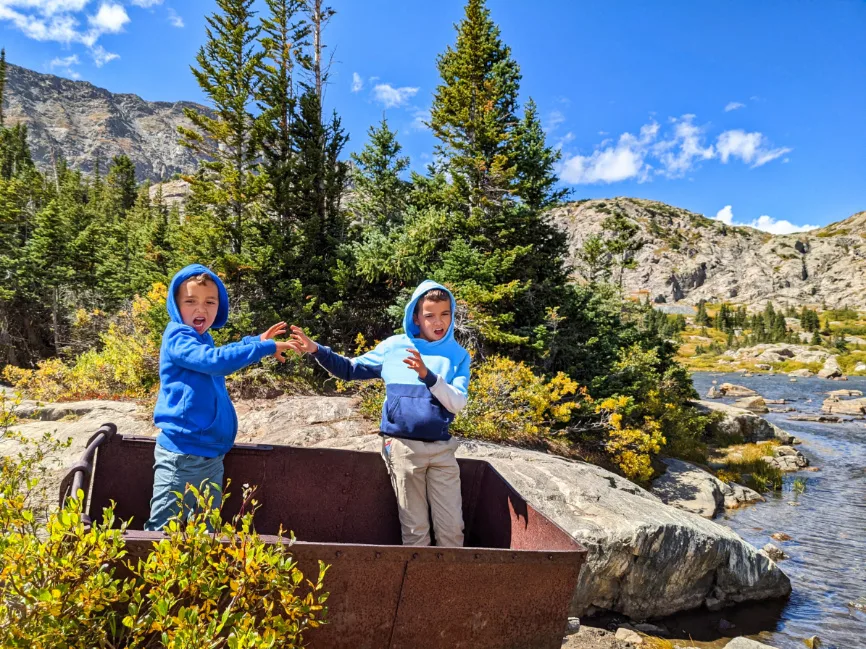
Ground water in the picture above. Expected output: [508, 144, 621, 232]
[687, 372, 866, 649]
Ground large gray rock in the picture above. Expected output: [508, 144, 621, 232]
[652, 458, 763, 519]
[725, 638, 778, 649]
[5, 397, 792, 621]
[695, 400, 795, 444]
[717, 383, 758, 398]
[550, 197, 866, 310]
[733, 396, 769, 414]
[762, 447, 808, 472]
[5, 63, 210, 181]
[788, 369, 814, 378]
[821, 396, 866, 415]
[817, 356, 843, 379]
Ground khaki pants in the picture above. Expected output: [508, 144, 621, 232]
[381, 436, 464, 547]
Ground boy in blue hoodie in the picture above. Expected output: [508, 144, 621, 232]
[288, 281, 471, 547]
[144, 264, 294, 531]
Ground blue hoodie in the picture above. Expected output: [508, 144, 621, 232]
[153, 264, 277, 458]
[313, 280, 471, 442]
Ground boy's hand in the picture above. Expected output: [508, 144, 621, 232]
[273, 341, 294, 363]
[287, 325, 318, 354]
[261, 321, 288, 341]
[404, 348, 429, 380]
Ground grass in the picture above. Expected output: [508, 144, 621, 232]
[710, 441, 784, 493]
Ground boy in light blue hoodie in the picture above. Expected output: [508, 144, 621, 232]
[144, 264, 293, 531]
[288, 280, 471, 546]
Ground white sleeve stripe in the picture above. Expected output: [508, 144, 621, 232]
[429, 374, 468, 414]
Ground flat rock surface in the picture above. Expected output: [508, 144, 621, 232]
[3, 396, 792, 621]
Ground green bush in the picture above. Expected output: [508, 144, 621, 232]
[0, 397, 329, 648]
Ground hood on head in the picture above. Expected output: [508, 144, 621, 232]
[403, 280, 456, 345]
[166, 264, 229, 330]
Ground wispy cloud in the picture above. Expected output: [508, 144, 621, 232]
[49, 52, 80, 78]
[410, 107, 430, 131]
[372, 83, 419, 109]
[91, 43, 119, 66]
[716, 130, 792, 167]
[713, 205, 817, 235]
[0, 0, 163, 68]
[167, 7, 182, 27]
[543, 109, 565, 133]
[558, 114, 792, 185]
[724, 101, 745, 112]
[351, 71, 363, 93]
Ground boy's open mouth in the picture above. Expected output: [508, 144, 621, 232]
[433, 328, 445, 337]
[193, 317, 206, 329]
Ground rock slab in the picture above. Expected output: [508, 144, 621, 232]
[4, 396, 793, 621]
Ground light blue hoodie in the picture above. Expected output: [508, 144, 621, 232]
[313, 280, 471, 442]
[153, 264, 277, 458]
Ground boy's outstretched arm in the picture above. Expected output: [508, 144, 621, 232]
[288, 325, 384, 381]
[405, 349, 470, 414]
[166, 327, 282, 376]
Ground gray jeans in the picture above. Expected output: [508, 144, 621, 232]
[144, 443, 225, 531]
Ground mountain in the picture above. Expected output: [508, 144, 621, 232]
[549, 197, 866, 309]
[4, 63, 208, 181]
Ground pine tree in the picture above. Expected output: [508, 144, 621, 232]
[602, 211, 643, 291]
[178, 0, 267, 272]
[26, 201, 74, 351]
[350, 118, 410, 231]
[430, 0, 521, 214]
[511, 98, 568, 211]
[695, 300, 711, 327]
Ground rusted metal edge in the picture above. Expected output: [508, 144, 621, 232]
[58, 422, 117, 522]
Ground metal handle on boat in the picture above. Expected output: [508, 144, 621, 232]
[58, 422, 117, 524]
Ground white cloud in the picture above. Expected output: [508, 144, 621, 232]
[410, 107, 430, 131]
[653, 114, 715, 178]
[716, 129, 792, 167]
[372, 83, 419, 108]
[90, 43, 118, 66]
[725, 101, 745, 112]
[48, 52, 80, 77]
[558, 114, 791, 185]
[712, 205, 817, 235]
[351, 71, 363, 93]
[543, 109, 565, 133]
[49, 52, 78, 67]
[559, 122, 658, 184]
[0, 0, 154, 69]
[166, 6, 182, 27]
[88, 2, 127, 32]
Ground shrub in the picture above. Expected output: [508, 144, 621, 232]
[450, 355, 580, 443]
[2, 284, 167, 401]
[0, 396, 329, 648]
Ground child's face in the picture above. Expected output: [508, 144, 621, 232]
[413, 298, 451, 342]
[177, 280, 219, 334]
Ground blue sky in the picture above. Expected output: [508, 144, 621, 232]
[1, 0, 864, 232]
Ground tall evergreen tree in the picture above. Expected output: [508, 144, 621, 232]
[350, 118, 410, 231]
[178, 0, 267, 273]
[511, 98, 568, 211]
[430, 0, 521, 214]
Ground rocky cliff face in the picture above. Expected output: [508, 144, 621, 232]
[4, 63, 208, 181]
[550, 197, 866, 309]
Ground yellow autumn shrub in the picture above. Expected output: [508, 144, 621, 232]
[595, 395, 665, 483]
[2, 284, 167, 401]
[451, 355, 580, 443]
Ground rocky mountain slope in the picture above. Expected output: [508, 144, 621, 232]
[550, 197, 866, 309]
[4, 63, 208, 181]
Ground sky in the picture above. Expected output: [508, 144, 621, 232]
[1, 0, 864, 233]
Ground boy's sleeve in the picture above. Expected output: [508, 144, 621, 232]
[313, 341, 386, 381]
[166, 327, 277, 376]
[423, 351, 470, 414]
